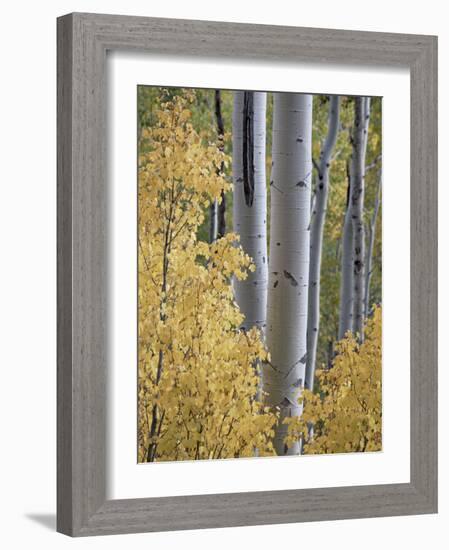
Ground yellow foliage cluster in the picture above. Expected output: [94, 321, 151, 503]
[138, 91, 277, 462]
[285, 306, 382, 454]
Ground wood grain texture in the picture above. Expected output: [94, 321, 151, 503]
[57, 12, 438, 536]
[57, 13, 74, 536]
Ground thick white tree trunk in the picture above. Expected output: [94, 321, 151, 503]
[352, 97, 371, 341]
[305, 96, 340, 392]
[263, 93, 313, 455]
[232, 91, 268, 332]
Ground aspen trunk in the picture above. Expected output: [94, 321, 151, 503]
[364, 172, 381, 317]
[263, 93, 313, 455]
[215, 90, 227, 238]
[352, 97, 371, 341]
[209, 201, 218, 243]
[232, 91, 268, 332]
[338, 170, 354, 340]
[305, 96, 340, 391]
[218, 194, 226, 238]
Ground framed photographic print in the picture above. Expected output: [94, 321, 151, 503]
[57, 12, 437, 536]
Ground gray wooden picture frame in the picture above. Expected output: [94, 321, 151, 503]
[57, 12, 438, 537]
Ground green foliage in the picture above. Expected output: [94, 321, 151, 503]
[314, 96, 382, 370]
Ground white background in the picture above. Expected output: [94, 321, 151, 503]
[0, 1, 444, 549]
[109, 54, 410, 499]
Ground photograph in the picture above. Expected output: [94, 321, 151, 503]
[137, 86, 382, 463]
[0, 2, 440, 542]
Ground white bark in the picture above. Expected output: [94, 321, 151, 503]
[263, 93, 313, 455]
[364, 171, 381, 317]
[305, 96, 340, 392]
[338, 170, 354, 340]
[232, 91, 268, 332]
[209, 200, 218, 243]
[352, 97, 371, 341]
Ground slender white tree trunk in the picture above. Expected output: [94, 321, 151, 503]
[364, 172, 381, 317]
[352, 97, 371, 341]
[209, 201, 218, 243]
[232, 91, 268, 332]
[263, 93, 313, 455]
[215, 90, 226, 239]
[338, 170, 354, 340]
[305, 96, 340, 391]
